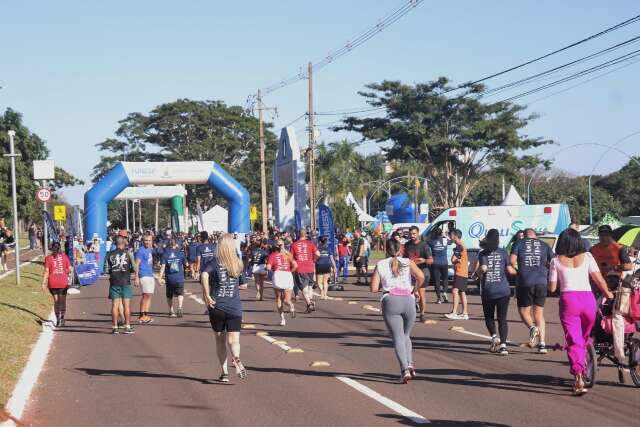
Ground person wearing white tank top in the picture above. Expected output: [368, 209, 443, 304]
[371, 240, 425, 384]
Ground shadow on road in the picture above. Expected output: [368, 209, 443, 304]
[75, 367, 223, 385]
[377, 413, 510, 426]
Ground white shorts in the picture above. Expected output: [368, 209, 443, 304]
[140, 276, 155, 294]
[272, 271, 294, 290]
[252, 264, 267, 275]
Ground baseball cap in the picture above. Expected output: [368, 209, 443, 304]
[598, 225, 613, 234]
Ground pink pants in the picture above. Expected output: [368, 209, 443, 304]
[559, 291, 596, 376]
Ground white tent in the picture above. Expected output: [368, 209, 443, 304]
[345, 192, 377, 223]
[200, 205, 228, 232]
[501, 185, 526, 206]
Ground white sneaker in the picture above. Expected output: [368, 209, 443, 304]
[499, 344, 509, 356]
[489, 335, 500, 353]
[279, 317, 286, 326]
[445, 312, 461, 320]
[460, 313, 469, 320]
[528, 326, 540, 348]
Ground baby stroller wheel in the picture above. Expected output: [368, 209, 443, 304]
[629, 338, 640, 387]
[583, 343, 597, 388]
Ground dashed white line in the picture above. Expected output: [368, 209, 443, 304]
[336, 376, 430, 424]
[257, 332, 292, 351]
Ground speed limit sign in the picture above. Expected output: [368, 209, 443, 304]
[36, 187, 51, 202]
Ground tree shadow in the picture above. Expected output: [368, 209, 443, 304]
[377, 413, 510, 426]
[0, 302, 48, 325]
[75, 367, 219, 384]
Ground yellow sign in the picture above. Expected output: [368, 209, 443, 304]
[53, 205, 66, 221]
[250, 206, 258, 221]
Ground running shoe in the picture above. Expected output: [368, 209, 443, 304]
[459, 313, 469, 320]
[442, 294, 449, 303]
[436, 298, 443, 304]
[218, 373, 230, 383]
[489, 335, 500, 353]
[444, 312, 461, 320]
[111, 327, 120, 335]
[401, 369, 412, 384]
[538, 343, 548, 354]
[309, 301, 316, 312]
[279, 317, 286, 326]
[231, 357, 247, 379]
[419, 313, 425, 322]
[239, 284, 248, 290]
[499, 343, 508, 356]
[177, 308, 183, 318]
[169, 312, 177, 318]
[408, 365, 417, 379]
[290, 309, 296, 319]
[122, 326, 135, 334]
[528, 326, 540, 348]
[59, 319, 65, 327]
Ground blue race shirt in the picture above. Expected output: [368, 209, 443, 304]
[188, 243, 199, 263]
[512, 238, 554, 287]
[135, 247, 154, 278]
[162, 249, 186, 286]
[204, 259, 245, 317]
[197, 243, 217, 272]
[479, 248, 511, 299]
[428, 237, 449, 266]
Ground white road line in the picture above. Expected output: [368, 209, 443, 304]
[362, 304, 381, 312]
[452, 328, 514, 345]
[188, 294, 205, 305]
[1, 310, 56, 427]
[336, 376, 430, 425]
[257, 332, 292, 351]
[0, 256, 42, 280]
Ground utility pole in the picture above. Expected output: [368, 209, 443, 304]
[307, 62, 317, 231]
[5, 130, 21, 285]
[257, 90, 268, 233]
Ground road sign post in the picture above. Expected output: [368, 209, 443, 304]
[4, 131, 21, 285]
[34, 160, 55, 257]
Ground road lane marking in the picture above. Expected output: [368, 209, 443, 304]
[336, 376, 430, 425]
[257, 332, 292, 351]
[310, 361, 331, 367]
[362, 304, 381, 312]
[188, 294, 205, 305]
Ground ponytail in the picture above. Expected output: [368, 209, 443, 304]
[386, 239, 404, 277]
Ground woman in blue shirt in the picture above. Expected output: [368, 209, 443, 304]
[478, 229, 516, 355]
[200, 234, 247, 383]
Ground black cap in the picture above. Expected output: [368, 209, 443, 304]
[598, 225, 613, 234]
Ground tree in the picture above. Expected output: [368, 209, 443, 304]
[0, 108, 82, 224]
[595, 157, 640, 217]
[335, 78, 552, 208]
[332, 199, 358, 231]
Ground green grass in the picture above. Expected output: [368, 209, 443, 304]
[0, 261, 50, 407]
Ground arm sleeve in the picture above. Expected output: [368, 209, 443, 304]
[423, 244, 432, 258]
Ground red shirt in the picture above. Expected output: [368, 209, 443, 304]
[337, 243, 351, 257]
[45, 253, 71, 289]
[291, 239, 318, 273]
[268, 252, 292, 272]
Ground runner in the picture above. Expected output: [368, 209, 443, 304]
[250, 239, 269, 301]
[510, 228, 554, 353]
[549, 228, 613, 395]
[187, 235, 199, 279]
[104, 235, 136, 334]
[445, 229, 469, 320]
[404, 225, 433, 321]
[370, 239, 424, 383]
[195, 231, 217, 281]
[41, 241, 72, 327]
[0, 227, 15, 272]
[266, 239, 298, 326]
[427, 228, 450, 304]
[291, 230, 320, 313]
[135, 233, 156, 324]
[315, 236, 336, 300]
[159, 239, 188, 318]
[336, 235, 351, 282]
[478, 229, 516, 355]
[200, 234, 247, 382]
[351, 229, 369, 286]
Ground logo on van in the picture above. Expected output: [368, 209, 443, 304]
[469, 221, 485, 239]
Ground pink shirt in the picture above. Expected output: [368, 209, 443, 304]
[549, 252, 600, 292]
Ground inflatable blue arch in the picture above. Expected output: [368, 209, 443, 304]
[84, 161, 250, 264]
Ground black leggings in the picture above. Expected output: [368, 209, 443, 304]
[482, 295, 510, 343]
[431, 264, 448, 297]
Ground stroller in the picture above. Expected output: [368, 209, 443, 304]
[584, 269, 640, 387]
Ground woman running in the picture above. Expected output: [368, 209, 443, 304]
[200, 234, 247, 382]
[549, 229, 613, 396]
[250, 239, 269, 301]
[315, 236, 336, 300]
[370, 239, 424, 384]
[477, 229, 516, 356]
[266, 239, 298, 326]
[41, 241, 72, 327]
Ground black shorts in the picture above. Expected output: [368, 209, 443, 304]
[294, 272, 314, 290]
[208, 307, 242, 332]
[516, 284, 547, 308]
[354, 256, 368, 269]
[453, 275, 468, 292]
[166, 284, 185, 298]
[316, 264, 331, 275]
[49, 288, 68, 296]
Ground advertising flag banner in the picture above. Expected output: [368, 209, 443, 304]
[318, 204, 337, 258]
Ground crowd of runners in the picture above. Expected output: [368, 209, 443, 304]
[39, 222, 640, 395]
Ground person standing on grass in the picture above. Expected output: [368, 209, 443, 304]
[351, 229, 369, 286]
[291, 230, 320, 313]
[370, 239, 424, 384]
[159, 239, 188, 318]
[445, 229, 469, 320]
[510, 228, 554, 354]
[478, 229, 516, 356]
[104, 236, 137, 334]
[42, 241, 72, 327]
[201, 234, 247, 382]
[135, 233, 157, 324]
[404, 225, 433, 322]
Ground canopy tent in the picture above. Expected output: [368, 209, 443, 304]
[501, 185, 526, 206]
[345, 192, 377, 223]
[581, 213, 626, 238]
[199, 205, 228, 232]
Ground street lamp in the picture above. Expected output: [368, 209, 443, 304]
[4, 130, 22, 285]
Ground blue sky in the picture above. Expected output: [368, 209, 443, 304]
[1, 1, 639, 207]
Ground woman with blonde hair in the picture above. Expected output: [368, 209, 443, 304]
[370, 239, 424, 384]
[200, 233, 247, 382]
[266, 239, 298, 326]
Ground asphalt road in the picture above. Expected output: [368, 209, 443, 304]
[21, 272, 640, 426]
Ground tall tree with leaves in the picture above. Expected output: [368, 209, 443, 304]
[336, 78, 552, 208]
[595, 157, 640, 217]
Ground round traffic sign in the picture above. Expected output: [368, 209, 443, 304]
[36, 187, 51, 202]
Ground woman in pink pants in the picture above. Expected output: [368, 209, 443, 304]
[549, 229, 613, 395]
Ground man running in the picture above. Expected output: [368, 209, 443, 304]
[510, 228, 554, 353]
[445, 229, 469, 320]
[291, 230, 320, 313]
[195, 231, 217, 280]
[135, 233, 156, 324]
[159, 239, 188, 318]
[42, 241, 72, 327]
[351, 230, 369, 285]
[104, 236, 136, 334]
[404, 225, 433, 321]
